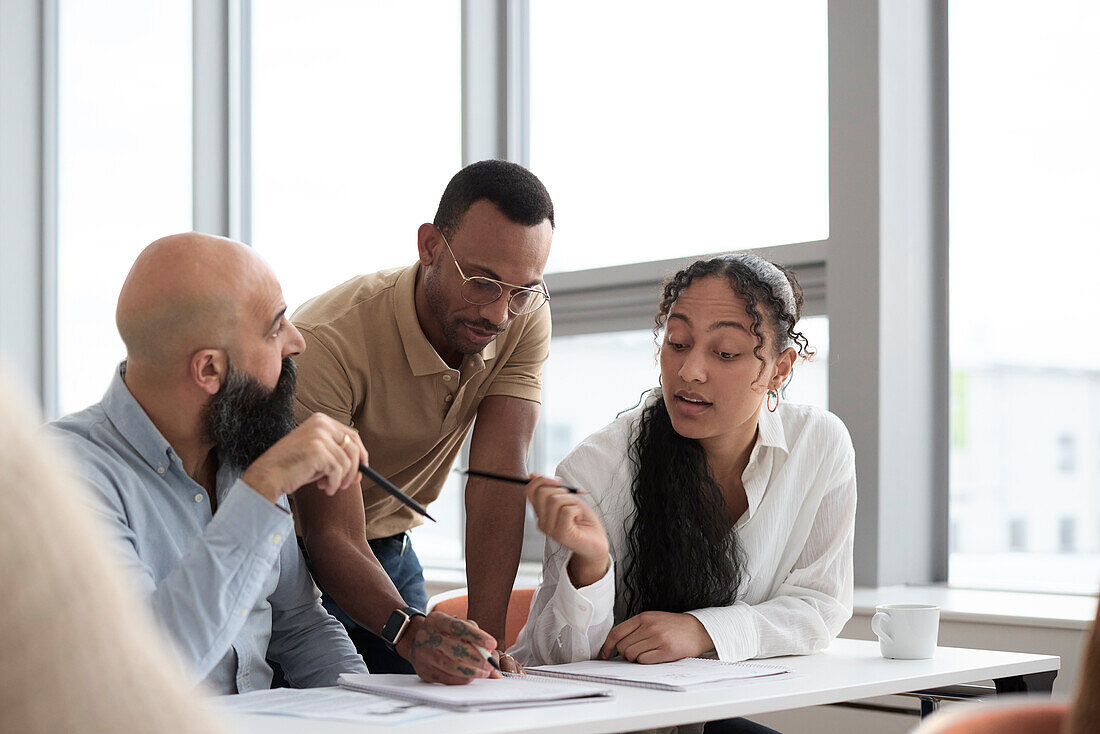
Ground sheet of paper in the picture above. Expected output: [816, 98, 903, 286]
[208, 687, 442, 725]
[528, 657, 790, 687]
[339, 673, 613, 711]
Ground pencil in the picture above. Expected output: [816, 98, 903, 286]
[458, 468, 580, 494]
[359, 463, 436, 522]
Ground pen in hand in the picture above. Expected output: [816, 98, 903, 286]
[457, 468, 582, 494]
[475, 645, 502, 673]
[358, 463, 436, 522]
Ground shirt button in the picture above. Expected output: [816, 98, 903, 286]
[194, 493, 204, 503]
[239, 608, 248, 617]
[156, 465, 166, 475]
[272, 533, 283, 545]
[444, 395, 453, 402]
[442, 374, 453, 382]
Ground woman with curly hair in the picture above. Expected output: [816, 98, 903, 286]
[509, 254, 857, 734]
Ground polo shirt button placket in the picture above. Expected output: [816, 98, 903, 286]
[442, 373, 458, 415]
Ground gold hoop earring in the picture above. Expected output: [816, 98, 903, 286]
[767, 389, 779, 413]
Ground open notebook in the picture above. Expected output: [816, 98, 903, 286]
[525, 657, 791, 692]
[338, 673, 613, 711]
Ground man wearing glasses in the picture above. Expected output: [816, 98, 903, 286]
[291, 160, 554, 684]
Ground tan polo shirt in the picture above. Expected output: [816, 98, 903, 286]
[291, 263, 551, 539]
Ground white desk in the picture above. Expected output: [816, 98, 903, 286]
[222, 639, 1059, 734]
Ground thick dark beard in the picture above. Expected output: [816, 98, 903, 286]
[201, 356, 298, 472]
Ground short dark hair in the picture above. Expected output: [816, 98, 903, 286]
[433, 159, 554, 237]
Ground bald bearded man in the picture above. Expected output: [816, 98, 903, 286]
[45, 233, 400, 694]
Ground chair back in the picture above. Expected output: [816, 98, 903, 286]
[426, 587, 536, 650]
[914, 699, 1068, 734]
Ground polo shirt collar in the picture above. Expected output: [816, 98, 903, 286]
[394, 262, 499, 377]
[101, 362, 175, 473]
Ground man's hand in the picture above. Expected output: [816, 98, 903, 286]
[598, 611, 715, 664]
[396, 612, 499, 684]
[525, 474, 610, 587]
[241, 413, 368, 504]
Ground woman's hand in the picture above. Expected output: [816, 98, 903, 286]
[524, 474, 610, 587]
[496, 651, 524, 675]
[598, 611, 715, 664]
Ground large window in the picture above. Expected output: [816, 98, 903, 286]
[949, 0, 1100, 593]
[251, 1, 463, 563]
[56, 0, 192, 415]
[44, 3, 833, 574]
[530, 0, 829, 273]
[251, 1, 461, 314]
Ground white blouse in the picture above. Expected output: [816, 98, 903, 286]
[510, 396, 857, 665]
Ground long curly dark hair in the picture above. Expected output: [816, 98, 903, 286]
[621, 254, 812, 618]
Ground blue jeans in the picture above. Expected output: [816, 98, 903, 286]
[301, 532, 428, 675]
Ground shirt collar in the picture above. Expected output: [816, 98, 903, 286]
[101, 362, 176, 473]
[755, 403, 789, 455]
[394, 262, 498, 377]
[739, 405, 789, 524]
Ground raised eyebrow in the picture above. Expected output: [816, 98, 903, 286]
[267, 307, 287, 333]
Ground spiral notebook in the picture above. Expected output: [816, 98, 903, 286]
[524, 657, 791, 692]
[338, 673, 613, 711]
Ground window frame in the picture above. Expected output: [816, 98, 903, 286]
[10, 0, 953, 588]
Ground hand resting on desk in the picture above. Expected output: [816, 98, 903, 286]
[599, 611, 715, 663]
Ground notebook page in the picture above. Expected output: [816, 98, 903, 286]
[527, 657, 790, 687]
[338, 673, 612, 710]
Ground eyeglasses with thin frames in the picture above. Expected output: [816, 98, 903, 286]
[436, 227, 550, 316]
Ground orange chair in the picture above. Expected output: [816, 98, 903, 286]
[426, 587, 536, 650]
[914, 699, 1069, 734]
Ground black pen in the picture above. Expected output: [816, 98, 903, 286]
[359, 463, 436, 522]
[457, 468, 581, 494]
[475, 645, 503, 673]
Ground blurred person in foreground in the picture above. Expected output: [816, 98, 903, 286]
[1067, 598, 1100, 734]
[0, 368, 226, 733]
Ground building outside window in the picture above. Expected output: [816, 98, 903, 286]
[948, 0, 1100, 593]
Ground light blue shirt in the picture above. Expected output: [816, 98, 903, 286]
[46, 365, 367, 694]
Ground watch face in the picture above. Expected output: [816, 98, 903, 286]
[382, 608, 414, 647]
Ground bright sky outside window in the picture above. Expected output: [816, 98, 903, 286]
[530, 0, 828, 274]
[251, 1, 461, 315]
[56, 0, 192, 416]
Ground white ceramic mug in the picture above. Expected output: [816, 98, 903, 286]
[871, 604, 940, 659]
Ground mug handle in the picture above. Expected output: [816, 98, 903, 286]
[871, 612, 893, 644]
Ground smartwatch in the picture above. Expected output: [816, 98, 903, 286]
[380, 605, 426, 649]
